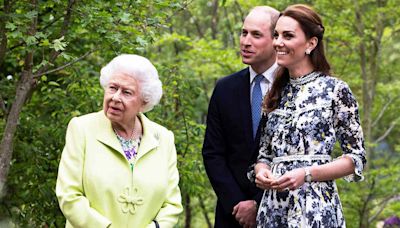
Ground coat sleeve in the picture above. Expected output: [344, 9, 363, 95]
[56, 117, 111, 228]
[202, 85, 247, 214]
[152, 130, 183, 228]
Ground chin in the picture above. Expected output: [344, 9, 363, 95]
[276, 60, 288, 67]
[241, 59, 252, 65]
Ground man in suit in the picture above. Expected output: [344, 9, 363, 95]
[202, 6, 280, 228]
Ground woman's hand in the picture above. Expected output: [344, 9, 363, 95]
[272, 168, 306, 191]
[254, 163, 276, 190]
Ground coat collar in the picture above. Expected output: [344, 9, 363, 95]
[95, 111, 159, 159]
[136, 113, 159, 160]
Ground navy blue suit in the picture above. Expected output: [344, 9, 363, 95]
[202, 68, 263, 227]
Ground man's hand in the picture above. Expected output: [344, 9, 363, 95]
[232, 200, 257, 228]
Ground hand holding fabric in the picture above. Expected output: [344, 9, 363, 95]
[272, 168, 306, 191]
[254, 163, 276, 190]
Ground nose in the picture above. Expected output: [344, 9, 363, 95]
[273, 37, 284, 48]
[241, 35, 251, 46]
[112, 90, 122, 102]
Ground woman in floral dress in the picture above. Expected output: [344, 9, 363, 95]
[250, 4, 367, 228]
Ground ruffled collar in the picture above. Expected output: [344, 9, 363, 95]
[289, 71, 321, 86]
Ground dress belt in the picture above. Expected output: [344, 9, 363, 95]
[272, 154, 332, 163]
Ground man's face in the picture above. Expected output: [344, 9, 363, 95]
[240, 10, 276, 73]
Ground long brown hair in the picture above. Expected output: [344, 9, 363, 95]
[264, 4, 331, 113]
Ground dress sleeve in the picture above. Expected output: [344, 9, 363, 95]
[247, 113, 273, 182]
[56, 117, 111, 227]
[333, 81, 367, 182]
[153, 130, 183, 228]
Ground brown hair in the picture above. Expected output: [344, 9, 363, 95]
[264, 4, 331, 113]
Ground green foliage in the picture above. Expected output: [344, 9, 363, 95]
[1, 60, 104, 226]
[0, 0, 186, 226]
[1, 0, 400, 227]
[338, 161, 400, 228]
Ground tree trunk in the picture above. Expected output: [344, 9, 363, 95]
[198, 195, 212, 228]
[184, 193, 192, 228]
[0, 67, 36, 197]
[353, 0, 388, 227]
[0, 0, 38, 197]
[0, 0, 10, 66]
[210, 0, 219, 40]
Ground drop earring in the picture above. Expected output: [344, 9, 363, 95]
[305, 49, 311, 55]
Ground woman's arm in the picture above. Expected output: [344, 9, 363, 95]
[332, 81, 367, 182]
[150, 131, 183, 228]
[56, 117, 111, 228]
[273, 80, 367, 191]
[272, 156, 355, 191]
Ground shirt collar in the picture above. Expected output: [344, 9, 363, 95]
[249, 63, 278, 84]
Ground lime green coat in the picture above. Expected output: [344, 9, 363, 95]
[56, 111, 182, 228]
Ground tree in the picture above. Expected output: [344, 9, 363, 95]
[315, 0, 400, 226]
[0, 0, 185, 225]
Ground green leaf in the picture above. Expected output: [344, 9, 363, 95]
[48, 81, 60, 87]
[52, 36, 68, 51]
[5, 22, 16, 31]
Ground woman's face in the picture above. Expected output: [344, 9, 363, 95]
[103, 73, 143, 127]
[273, 16, 315, 75]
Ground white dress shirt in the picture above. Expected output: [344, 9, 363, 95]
[249, 63, 278, 101]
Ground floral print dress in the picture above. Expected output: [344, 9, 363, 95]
[254, 72, 366, 228]
[115, 132, 141, 172]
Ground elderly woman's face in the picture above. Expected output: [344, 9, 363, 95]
[103, 73, 143, 126]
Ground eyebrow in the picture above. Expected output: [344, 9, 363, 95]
[282, 30, 295, 34]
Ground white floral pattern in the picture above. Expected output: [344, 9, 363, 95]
[255, 72, 366, 228]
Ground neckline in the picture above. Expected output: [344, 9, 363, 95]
[115, 131, 141, 144]
[289, 71, 320, 86]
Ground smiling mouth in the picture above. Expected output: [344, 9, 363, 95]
[276, 51, 288, 55]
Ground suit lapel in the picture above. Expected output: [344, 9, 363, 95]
[236, 68, 254, 147]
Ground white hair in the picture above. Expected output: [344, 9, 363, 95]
[100, 54, 162, 113]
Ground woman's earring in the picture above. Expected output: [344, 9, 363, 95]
[305, 49, 311, 55]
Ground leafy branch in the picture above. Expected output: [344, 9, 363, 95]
[33, 49, 96, 78]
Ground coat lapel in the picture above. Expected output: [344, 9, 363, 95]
[236, 69, 254, 146]
[95, 111, 125, 156]
[95, 111, 159, 160]
[136, 113, 159, 160]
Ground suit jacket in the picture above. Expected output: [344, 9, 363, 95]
[202, 68, 263, 227]
[56, 111, 182, 228]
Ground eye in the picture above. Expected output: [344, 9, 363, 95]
[283, 33, 294, 40]
[123, 90, 133, 96]
[253, 32, 262, 38]
[241, 30, 248, 36]
[273, 31, 279, 39]
[108, 85, 118, 92]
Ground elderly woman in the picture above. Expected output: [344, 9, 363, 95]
[56, 54, 183, 227]
[251, 4, 367, 227]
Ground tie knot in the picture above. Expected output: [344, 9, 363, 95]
[254, 74, 264, 84]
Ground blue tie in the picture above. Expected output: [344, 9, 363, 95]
[251, 75, 263, 138]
